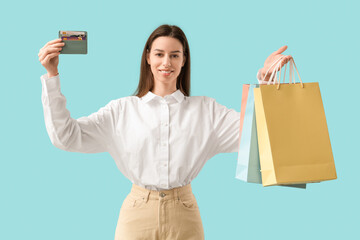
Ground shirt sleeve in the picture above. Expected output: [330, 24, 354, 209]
[40, 73, 118, 153]
[207, 97, 241, 154]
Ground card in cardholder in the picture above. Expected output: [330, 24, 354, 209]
[59, 30, 87, 54]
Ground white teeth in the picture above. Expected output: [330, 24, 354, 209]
[160, 70, 171, 73]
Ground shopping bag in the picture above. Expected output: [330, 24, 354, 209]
[254, 58, 337, 186]
[239, 84, 250, 144]
[235, 81, 306, 188]
[235, 84, 261, 183]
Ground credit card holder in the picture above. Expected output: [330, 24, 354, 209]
[59, 30, 87, 54]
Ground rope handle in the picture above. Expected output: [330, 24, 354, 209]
[275, 58, 304, 89]
[261, 55, 304, 89]
[268, 56, 288, 85]
[266, 57, 304, 89]
[262, 56, 286, 84]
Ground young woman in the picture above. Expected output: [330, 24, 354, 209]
[38, 24, 291, 240]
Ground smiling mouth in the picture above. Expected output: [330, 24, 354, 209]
[159, 70, 173, 73]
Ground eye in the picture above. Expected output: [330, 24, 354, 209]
[155, 53, 163, 57]
[171, 55, 179, 58]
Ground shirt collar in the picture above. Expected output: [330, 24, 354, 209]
[141, 89, 185, 104]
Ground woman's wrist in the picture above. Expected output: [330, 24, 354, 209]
[47, 71, 59, 78]
[260, 67, 273, 82]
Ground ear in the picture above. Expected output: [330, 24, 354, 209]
[182, 55, 186, 67]
[146, 49, 150, 65]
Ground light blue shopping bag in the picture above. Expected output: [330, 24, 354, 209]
[235, 84, 261, 183]
[235, 84, 307, 188]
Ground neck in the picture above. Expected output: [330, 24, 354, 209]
[151, 83, 177, 97]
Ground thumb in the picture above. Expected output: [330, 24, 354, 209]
[272, 45, 288, 55]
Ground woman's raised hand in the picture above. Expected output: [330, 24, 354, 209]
[259, 45, 292, 81]
[38, 38, 65, 78]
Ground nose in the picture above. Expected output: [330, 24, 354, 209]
[162, 55, 171, 67]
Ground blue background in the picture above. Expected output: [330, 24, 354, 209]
[1, 0, 358, 239]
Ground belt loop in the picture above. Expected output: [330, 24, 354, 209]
[144, 190, 150, 203]
[176, 187, 180, 201]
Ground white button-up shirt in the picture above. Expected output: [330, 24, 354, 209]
[40, 72, 262, 191]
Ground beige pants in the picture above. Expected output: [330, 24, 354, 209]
[114, 183, 205, 240]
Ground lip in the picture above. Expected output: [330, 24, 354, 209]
[158, 69, 174, 71]
[158, 69, 173, 76]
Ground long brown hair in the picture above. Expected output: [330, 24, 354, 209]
[132, 24, 191, 98]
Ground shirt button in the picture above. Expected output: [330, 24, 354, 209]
[164, 163, 167, 167]
[162, 143, 167, 147]
[163, 122, 168, 127]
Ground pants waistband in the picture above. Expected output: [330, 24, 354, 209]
[129, 183, 193, 201]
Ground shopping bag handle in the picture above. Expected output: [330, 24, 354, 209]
[276, 58, 304, 89]
[261, 56, 304, 89]
[262, 56, 286, 84]
[268, 56, 289, 85]
[268, 57, 304, 89]
[264, 56, 293, 86]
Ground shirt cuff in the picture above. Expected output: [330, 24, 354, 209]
[40, 73, 61, 93]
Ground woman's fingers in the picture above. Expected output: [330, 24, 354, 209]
[268, 56, 285, 71]
[275, 55, 293, 71]
[41, 52, 60, 65]
[45, 46, 62, 54]
[38, 47, 62, 61]
[39, 40, 64, 55]
[284, 55, 292, 65]
[262, 46, 292, 81]
[44, 38, 62, 48]
[272, 45, 288, 55]
[50, 42, 65, 48]
[38, 39, 63, 72]
[39, 42, 64, 55]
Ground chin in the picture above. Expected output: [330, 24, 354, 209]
[156, 76, 177, 82]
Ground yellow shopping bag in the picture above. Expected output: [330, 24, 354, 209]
[254, 58, 337, 186]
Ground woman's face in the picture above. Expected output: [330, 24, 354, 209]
[146, 36, 186, 88]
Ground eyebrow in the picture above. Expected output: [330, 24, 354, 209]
[153, 49, 182, 53]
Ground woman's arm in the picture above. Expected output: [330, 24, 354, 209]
[40, 73, 119, 153]
[207, 97, 241, 155]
